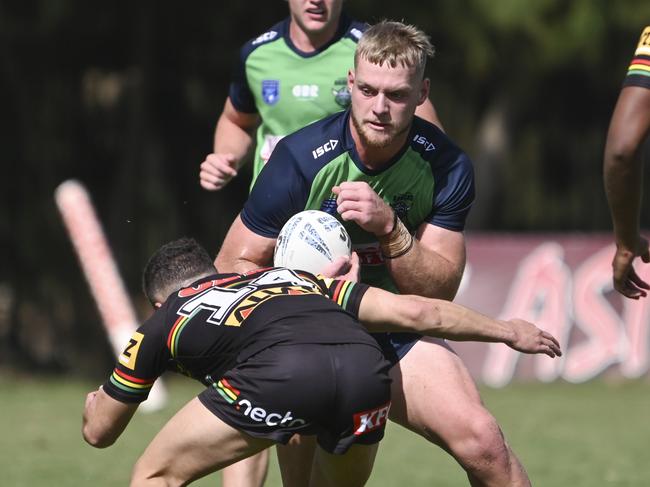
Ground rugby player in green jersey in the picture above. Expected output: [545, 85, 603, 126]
[199, 0, 441, 193]
[82, 239, 560, 486]
[216, 20, 536, 487]
[200, 3, 440, 483]
[604, 25, 650, 299]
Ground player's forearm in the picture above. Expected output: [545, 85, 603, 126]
[399, 296, 514, 343]
[82, 388, 136, 448]
[213, 115, 255, 167]
[384, 241, 463, 300]
[363, 291, 513, 344]
[604, 149, 643, 249]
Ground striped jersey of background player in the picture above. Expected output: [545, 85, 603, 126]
[198, 0, 441, 193]
[604, 25, 650, 299]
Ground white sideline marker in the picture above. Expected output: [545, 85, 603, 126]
[55, 179, 167, 412]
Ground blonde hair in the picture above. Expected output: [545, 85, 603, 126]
[355, 20, 434, 75]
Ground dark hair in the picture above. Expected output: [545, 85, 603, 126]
[142, 237, 215, 305]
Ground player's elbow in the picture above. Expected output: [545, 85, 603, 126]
[82, 422, 117, 448]
[606, 138, 638, 165]
[401, 297, 442, 334]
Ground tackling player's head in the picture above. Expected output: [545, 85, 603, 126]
[143, 237, 215, 306]
[354, 20, 434, 80]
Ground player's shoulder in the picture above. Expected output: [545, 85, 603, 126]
[409, 117, 467, 162]
[623, 26, 650, 89]
[239, 18, 288, 59]
[341, 16, 368, 44]
[276, 110, 350, 167]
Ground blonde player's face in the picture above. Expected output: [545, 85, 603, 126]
[348, 58, 429, 150]
[288, 0, 344, 35]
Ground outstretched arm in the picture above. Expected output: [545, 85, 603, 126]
[358, 287, 561, 357]
[604, 85, 650, 298]
[82, 386, 138, 448]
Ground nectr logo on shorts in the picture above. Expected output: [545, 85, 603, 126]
[216, 378, 306, 427]
[353, 402, 391, 436]
[312, 139, 339, 159]
[236, 399, 306, 427]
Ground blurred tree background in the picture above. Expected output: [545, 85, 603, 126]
[1, 0, 649, 376]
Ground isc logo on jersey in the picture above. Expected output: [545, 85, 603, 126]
[252, 30, 278, 45]
[312, 139, 339, 159]
[413, 134, 436, 151]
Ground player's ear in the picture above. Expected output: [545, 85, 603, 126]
[418, 78, 430, 105]
[348, 68, 355, 89]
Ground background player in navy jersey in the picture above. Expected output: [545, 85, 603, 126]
[82, 238, 560, 486]
[216, 20, 536, 486]
[604, 25, 650, 299]
[199, 0, 441, 192]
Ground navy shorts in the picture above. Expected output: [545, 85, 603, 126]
[371, 332, 422, 365]
[198, 342, 392, 454]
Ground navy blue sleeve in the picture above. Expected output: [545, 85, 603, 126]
[240, 139, 311, 237]
[228, 44, 257, 114]
[428, 150, 475, 231]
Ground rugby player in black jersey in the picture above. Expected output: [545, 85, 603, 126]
[82, 238, 560, 486]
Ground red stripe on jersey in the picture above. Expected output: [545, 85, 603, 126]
[114, 368, 155, 385]
[167, 314, 185, 349]
[331, 280, 345, 302]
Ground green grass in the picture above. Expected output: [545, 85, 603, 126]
[1, 373, 648, 486]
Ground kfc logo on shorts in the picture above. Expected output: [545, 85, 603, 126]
[353, 402, 391, 435]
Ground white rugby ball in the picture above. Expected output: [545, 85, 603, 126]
[274, 210, 351, 274]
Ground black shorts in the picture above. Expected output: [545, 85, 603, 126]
[198, 342, 392, 454]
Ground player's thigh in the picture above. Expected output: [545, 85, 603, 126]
[132, 397, 273, 485]
[310, 443, 379, 487]
[389, 337, 485, 444]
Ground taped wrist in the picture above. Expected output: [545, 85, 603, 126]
[378, 212, 413, 259]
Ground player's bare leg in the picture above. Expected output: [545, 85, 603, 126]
[130, 397, 273, 486]
[309, 443, 379, 487]
[389, 337, 531, 487]
[276, 434, 318, 486]
[221, 450, 269, 487]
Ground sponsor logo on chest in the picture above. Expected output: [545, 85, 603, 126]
[292, 84, 319, 100]
[413, 134, 436, 151]
[312, 139, 339, 159]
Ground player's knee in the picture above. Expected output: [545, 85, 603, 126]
[452, 410, 509, 468]
[130, 457, 173, 487]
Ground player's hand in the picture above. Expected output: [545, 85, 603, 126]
[332, 182, 394, 235]
[612, 236, 650, 299]
[319, 252, 360, 282]
[84, 387, 102, 409]
[199, 153, 239, 191]
[504, 319, 562, 358]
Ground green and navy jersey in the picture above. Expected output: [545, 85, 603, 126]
[102, 268, 372, 404]
[229, 14, 366, 188]
[241, 110, 475, 294]
[623, 26, 650, 89]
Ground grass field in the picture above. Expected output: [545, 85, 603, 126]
[2, 373, 649, 486]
